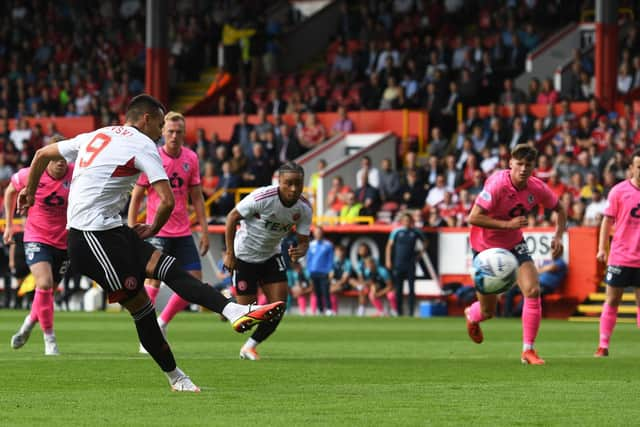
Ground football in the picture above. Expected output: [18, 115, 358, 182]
[472, 248, 519, 294]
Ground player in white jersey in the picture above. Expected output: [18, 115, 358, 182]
[224, 161, 312, 360]
[18, 94, 285, 392]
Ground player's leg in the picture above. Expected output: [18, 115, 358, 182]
[594, 265, 628, 357]
[142, 237, 168, 305]
[517, 261, 545, 364]
[30, 260, 59, 355]
[464, 292, 496, 344]
[386, 289, 398, 316]
[392, 270, 405, 316]
[329, 281, 341, 314]
[121, 289, 199, 392]
[240, 280, 289, 360]
[407, 269, 417, 317]
[368, 286, 385, 316]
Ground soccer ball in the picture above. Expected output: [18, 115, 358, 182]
[472, 248, 518, 294]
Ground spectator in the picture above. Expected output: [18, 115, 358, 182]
[328, 244, 353, 315]
[306, 227, 334, 316]
[230, 112, 254, 153]
[536, 78, 558, 105]
[266, 89, 287, 117]
[212, 160, 240, 218]
[331, 105, 354, 136]
[379, 76, 402, 110]
[499, 78, 526, 105]
[339, 191, 363, 224]
[427, 126, 449, 158]
[229, 143, 248, 177]
[332, 43, 354, 82]
[290, 261, 315, 316]
[379, 158, 401, 204]
[449, 121, 469, 154]
[425, 174, 448, 207]
[254, 107, 274, 143]
[360, 72, 384, 110]
[325, 175, 352, 217]
[201, 161, 219, 201]
[362, 256, 398, 317]
[356, 155, 380, 189]
[305, 85, 326, 113]
[583, 188, 606, 226]
[542, 103, 558, 132]
[297, 111, 326, 152]
[354, 173, 380, 217]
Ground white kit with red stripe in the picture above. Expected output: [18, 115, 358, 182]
[234, 185, 312, 263]
[58, 126, 167, 231]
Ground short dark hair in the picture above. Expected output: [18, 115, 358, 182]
[632, 148, 640, 161]
[278, 161, 304, 177]
[511, 144, 538, 162]
[125, 94, 165, 122]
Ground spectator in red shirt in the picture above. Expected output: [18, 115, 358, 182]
[536, 78, 558, 105]
[297, 111, 326, 151]
[533, 154, 553, 182]
[546, 170, 567, 199]
[325, 175, 351, 217]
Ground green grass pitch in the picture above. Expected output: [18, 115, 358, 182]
[1, 310, 640, 426]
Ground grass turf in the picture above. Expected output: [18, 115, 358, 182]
[1, 310, 639, 426]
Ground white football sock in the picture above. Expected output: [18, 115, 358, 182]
[165, 367, 185, 383]
[222, 302, 254, 322]
[243, 337, 259, 350]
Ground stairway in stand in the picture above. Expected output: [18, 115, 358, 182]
[569, 284, 637, 323]
[170, 66, 218, 113]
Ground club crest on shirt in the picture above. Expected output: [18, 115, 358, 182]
[479, 190, 491, 201]
[527, 194, 534, 204]
[293, 213, 300, 221]
[63, 180, 70, 188]
[182, 162, 189, 172]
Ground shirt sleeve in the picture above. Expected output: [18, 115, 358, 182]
[235, 191, 257, 218]
[474, 175, 497, 211]
[538, 181, 559, 210]
[603, 186, 617, 218]
[136, 173, 150, 187]
[189, 152, 201, 187]
[378, 266, 391, 281]
[10, 168, 28, 192]
[296, 204, 312, 236]
[135, 141, 168, 184]
[57, 136, 82, 163]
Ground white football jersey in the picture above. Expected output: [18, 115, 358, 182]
[234, 185, 312, 263]
[58, 126, 168, 231]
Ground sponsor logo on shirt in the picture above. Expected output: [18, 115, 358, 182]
[528, 194, 535, 204]
[264, 220, 294, 232]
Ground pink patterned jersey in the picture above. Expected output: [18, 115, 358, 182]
[470, 169, 558, 251]
[137, 146, 201, 238]
[11, 164, 74, 249]
[603, 180, 640, 267]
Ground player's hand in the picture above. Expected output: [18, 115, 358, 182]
[550, 236, 563, 259]
[288, 244, 304, 262]
[596, 249, 607, 264]
[506, 216, 528, 229]
[3, 227, 13, 245]
[17, 189, 34, 215]
[199, 234, 209, 256]
[132, 223, 155, 240]
[223, 252, 237, 271]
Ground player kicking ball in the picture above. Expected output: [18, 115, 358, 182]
[465, 144, 566, 364]
[594, 148, 640, 357]
[224, 161, 312, 361]
[19, 94, 284, 392]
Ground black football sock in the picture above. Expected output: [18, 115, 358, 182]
[132, 301, 176, 372]
[250, 312, 284, 343]
[154, 254, 229, 313]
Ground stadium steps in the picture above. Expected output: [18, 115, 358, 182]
[170, 66, 218, 113]
[569, 289, 638, 322]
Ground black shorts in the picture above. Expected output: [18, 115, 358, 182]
[67, 227, 156, 303]
[232, 254, 287, 296]
[604, 265, 640, 288]
[24, 242, 69, 284]
[11, 233, 29, 279]
[472, 240, 533, 266]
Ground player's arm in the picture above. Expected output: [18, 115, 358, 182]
[133, 180, 174, 240]
[290, 233, 310, 262]
[223, 208, 243, 270]
[550, 202, 567, 258]
[18, 143, 64, 213]
[127, 185, 146, 227]
[189, 184, 209, 256]
[467, 204, 527, 230]
[3, 182, 18, 244]
[385, 237, 393, 270]
[596, 215, 614, 264]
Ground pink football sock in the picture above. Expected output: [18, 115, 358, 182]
[522, 297, 541, 347]
[159, 293, 190, 324]
[297, 296, 307, 315]
[310, 293, 318, 315]
[145, 285, 160, 305]
[257, 293, 268, 305]
[368, 292, 384, 313]
[386, 292, 398, 312]
[599, 303, 618, 349]
[467, 301, 485, 323]
[330, 294, 339, 313]
[33, 288, 54, 334]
